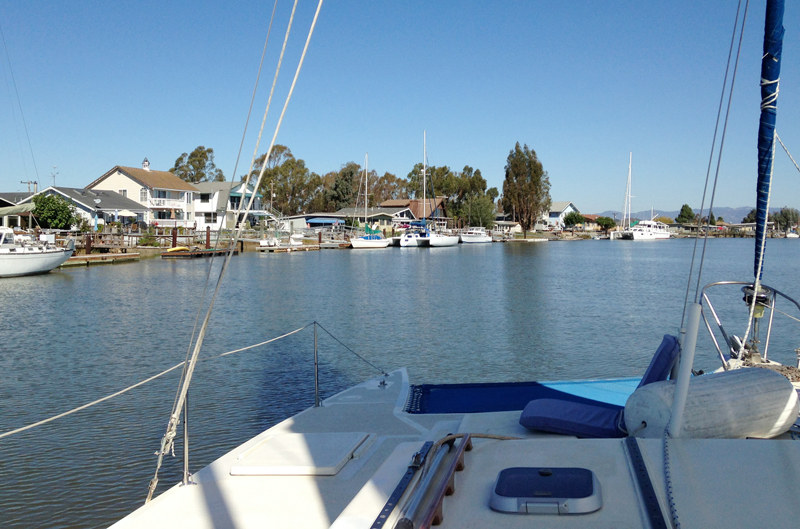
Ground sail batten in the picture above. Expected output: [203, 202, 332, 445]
[754, 0, 785, 279]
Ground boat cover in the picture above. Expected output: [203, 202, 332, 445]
[518, 335, 680, 438]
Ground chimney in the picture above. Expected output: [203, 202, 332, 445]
[142, 158, 151, 171]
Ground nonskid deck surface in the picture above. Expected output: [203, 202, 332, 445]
[112, 370, 800, 529]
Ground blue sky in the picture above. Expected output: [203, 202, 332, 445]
[1, 1, 798, 214]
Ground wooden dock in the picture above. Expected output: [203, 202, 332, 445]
[62, 253, 141, 267]
[259, 245, 320, 253]
[161, 247, 238, 259]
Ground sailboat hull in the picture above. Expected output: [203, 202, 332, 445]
[350, 237, 390, 249]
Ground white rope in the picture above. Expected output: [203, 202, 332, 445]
[0, 325, 310, 441]
[0, 361, 185, 441]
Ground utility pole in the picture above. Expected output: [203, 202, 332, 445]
[51, 166, 58, 187]
[20, 180, 37, 193]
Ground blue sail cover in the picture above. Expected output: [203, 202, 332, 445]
[754, 0, 785, 279]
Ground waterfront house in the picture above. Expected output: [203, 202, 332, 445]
[87, 159, 198, 228]
[336, 206, 405, 232]
[541, 201, 580, 230]
[191, 181, 275, 231]
[19, 187, 147, 228]
[379, 198, 448, 228]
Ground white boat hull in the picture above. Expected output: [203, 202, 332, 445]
[0, 247, 74, 277]
[350, 237, 390, 249]
[428, 233, 459, 247]
[460, 234, 492, 243]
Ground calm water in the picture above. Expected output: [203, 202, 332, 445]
[2, 238, 800, 527]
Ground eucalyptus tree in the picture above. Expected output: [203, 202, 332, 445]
[501, 142, 551, 234]
[170, 146, 224, 183]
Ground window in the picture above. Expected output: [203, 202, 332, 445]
[204, 213, 217, 223]
[200, 193, 211, 203]
[140, 188, 148, 202]
[119, 189, 127, 198]
[185, 192, 192, 203]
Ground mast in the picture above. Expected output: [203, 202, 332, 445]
[364, 153, 368, 233]
[621, 152, 632, 230]
[422, 131, 427, 224]
[754, 0, 785, 280]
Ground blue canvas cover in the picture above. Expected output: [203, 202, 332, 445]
[519, 335, 680, 438]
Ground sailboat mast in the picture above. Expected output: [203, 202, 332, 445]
[364, 153, 368, 232]
[422, 130, 427, 223]
[622, 152, 632, 229]
[754, 0, 785, 280]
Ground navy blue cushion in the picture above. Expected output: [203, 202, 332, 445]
[638, 334, 680, 388]
[519, 398, 625, 438]
[518, 335, 679, 438]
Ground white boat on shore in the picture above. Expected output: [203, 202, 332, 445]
[460, 226, 492, 243]
[0, 226, 74, 278]
[112, 2, 800, 528]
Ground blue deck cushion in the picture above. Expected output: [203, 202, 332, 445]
[519, 335, 680, 438]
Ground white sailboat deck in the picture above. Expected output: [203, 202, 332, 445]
[112, 369, 800, 528]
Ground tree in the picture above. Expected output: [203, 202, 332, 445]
[742, 208, 757, 223]
[32, 193, 79, 229]
[327, 162, 360, 210]
[462, 195, 495, 228]
[596, 216, 616, 234]
[708, 211, 716, 226]
[563, 211, 586, 228]
[675, 204, 695, 224]
[654, 216, 674, 224]
[170, 146, 224, 183]
[771, 207, 800, 232]
[501, 142, 551, 235]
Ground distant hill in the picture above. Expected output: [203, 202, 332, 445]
[592, 206, 761, 224]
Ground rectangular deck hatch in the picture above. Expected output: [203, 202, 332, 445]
[230, 432, 369, 476]
[489, 467, 602, 515]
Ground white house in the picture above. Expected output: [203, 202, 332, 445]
[540, 201, 580, 230]
[20, 187, 147, 228]
[192, 181, 275, 231]
[87, 159, 198, 228]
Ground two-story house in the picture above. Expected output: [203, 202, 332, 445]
[87, 159, 198, 228]
[192, 181, 272, 231]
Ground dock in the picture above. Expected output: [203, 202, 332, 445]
[62, 253, 141, 267]
[161, 247, 238, 259]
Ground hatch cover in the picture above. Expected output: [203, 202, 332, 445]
[230, 432, 370, 476]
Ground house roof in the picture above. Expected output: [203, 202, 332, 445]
[550, 201, 577, 214]
[88, 165, 199, 192]
[380, 199, 411, 208]
[335, 207, 401, 219]
[0, 192, 32, 205]
[378, 198, 446, 220]
[26, 187, 147, 213]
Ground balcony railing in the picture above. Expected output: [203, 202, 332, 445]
[148, 198, 186, 209]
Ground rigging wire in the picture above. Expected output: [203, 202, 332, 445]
[165, 0, 281, 433]
[0, 22, 40, 183]
[680, 0, 749, 329]
[146, 0, 325, 504]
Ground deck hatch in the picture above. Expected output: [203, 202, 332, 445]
[230, 432, 370, 476]
[489, 467, 602, 515]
